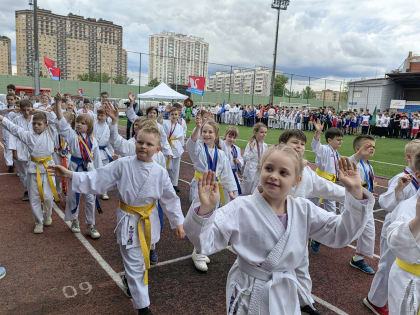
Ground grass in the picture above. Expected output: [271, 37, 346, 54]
[119, 117, 407, 178]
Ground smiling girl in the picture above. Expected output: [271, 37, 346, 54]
[184, 145, 374, 315]
[187, 115, 236, 272]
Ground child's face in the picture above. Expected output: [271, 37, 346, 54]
[201, 124, 216, 146]
[6, 96, 16, 106]
[260, 151, 299, 200]
[283, 137, 306, 157]
[328, 136, 343, 150]
[75, 120, 89, 134]
[97, 113, 107, 123]
[133, 121, 140, 133]
[170, 111, 179, 122]
[357, 140, 376, 158]
[135, 130, 160, 162]
[225, 133, 237, 146]
[147, 110, 157, 120]
[66, 102, 74, 111]
[41, 95, 49, 104]
[32, 119, 47, 134]
[20, 106, 32, 118]
[255, 127, 267, 142]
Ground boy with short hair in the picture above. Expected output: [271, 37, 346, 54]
[0, 93, 19, 173]
[400, 114, 409, 139]
[363, 139, 420, 315]
[349, 135, 377, 274]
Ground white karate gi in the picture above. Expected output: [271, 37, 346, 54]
[387, 191, 420, 315]
[94, 121, 113, 166]
[220, 140, 243, 202]
[368, 169, 418, 308]
[224, 104, 231, 124]
[9, 114, 32, 191]
[186, 138, 236, 204]
[56, 117, 102, 225]
[0, 104, 17, 167]
[126, 106, 173, 158]
[349, 155, 375, 258]
[242, 140, 267, 195]
[71, 156, 184, 309]
[311, 138, 340, 212]
[179, 118, 187, 139]
[162, 120, 184, 187]
[184, 188, 373, 315]
[1, 115, 57, 224]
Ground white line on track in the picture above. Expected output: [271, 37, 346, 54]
[312, 296, 349, 315]
[373, 208, 384, 213]
[51, 203, 127, 293]
[0, 172, 15, 175]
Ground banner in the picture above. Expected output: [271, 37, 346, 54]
[390, 99, 406, 109]
[187, 76, 205, 96]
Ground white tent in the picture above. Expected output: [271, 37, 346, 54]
[137, 82, 188, 100]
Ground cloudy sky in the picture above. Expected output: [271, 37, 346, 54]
[1, 0, 420, 86]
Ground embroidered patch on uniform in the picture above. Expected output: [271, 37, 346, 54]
[127, 225, 134, 245]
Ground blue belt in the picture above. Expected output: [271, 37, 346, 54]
[232, 169, 242, 195]
[157, 201, 164, 233]
[70, 156, 103, 215]
[99, 145, 113, 162]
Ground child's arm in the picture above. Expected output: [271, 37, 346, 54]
[311, 119, 324, 150]
[0, 116, 32, 146]
[189, 115, 202, 143]
[307, 167, 346, 203]
[243, 141, 253, 163]
[183, 171, 237, 255]
[126, 93, 138, 123]
[105, 103, 133, 156]
[219, 151, 237, 198]
[92, 140, 103, 169]
[379, 173, 412, 212]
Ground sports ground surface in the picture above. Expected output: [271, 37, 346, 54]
[0, 123, 399, 314]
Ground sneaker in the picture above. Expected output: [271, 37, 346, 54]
[44, 216, 52, 226]
[70, 220, 80, 233]
[0, 267, 5, 280]
[363, 297, 389, 315]
[101, 193, 109, 200]
[192, 249, 209, 272]
[138, 307, 153, 315]
[34, 223, 43, 234]
[310, 240, 320, 253]
[150, 249, 158, 265]
[22, 191, 29, 201]
[122, 275, 132, 297]
[7, 166, 14, 173]
[89, 226, 101, 239]
[350, 257, 375, 274]
[301, 304, 323, 315]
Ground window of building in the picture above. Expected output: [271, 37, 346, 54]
[353, 90, 362, 98]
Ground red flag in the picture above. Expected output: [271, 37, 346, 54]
[48, 67, 60, 81]
[44, 57, 55, 68]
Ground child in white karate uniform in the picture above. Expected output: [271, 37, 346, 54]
[184, 145, 374, 315]
[94, 106, 113, 200]
[242, 122, 268, 195]
[187, 117, 236, 272]
[50, 122, 185, 315]
[387, 149, 420, 315]
[172, 103, 187, 139]
[0, 93, 18, 173]
[363, 140, 420, 315]
[0, 111, 59, 234]
[162, 107, 184, 191]
[55, 95, 103, 239]
[10, 100, 33, 200]
[219, 126, 243, 201]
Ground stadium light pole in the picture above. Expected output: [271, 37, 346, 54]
[269, 0, 290, 106]
[31, 0, 40, 95]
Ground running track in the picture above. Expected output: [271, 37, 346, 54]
[0, 126, 392, 314]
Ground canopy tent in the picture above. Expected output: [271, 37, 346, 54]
[137, 82, 188, 100]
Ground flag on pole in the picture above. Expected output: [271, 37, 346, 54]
[43, 57, 61, 81]
[78, 89, 84, 96]
[370, 106, 377, 126]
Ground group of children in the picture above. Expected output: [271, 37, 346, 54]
[1, 89, 419, 315]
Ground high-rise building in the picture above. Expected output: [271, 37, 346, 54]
[149, 32, 209, 86]
[15, 8, 127, 81]
[0, 36, 12, 75]
[207, 67, 283, 96]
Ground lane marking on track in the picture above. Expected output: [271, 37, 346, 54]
[346, 244, 380, 259]
[51, 203, 127, 294]
[179, 178, 191, 185]
[118, 254, 194, 276]
[373, 208, 384, 213]
[312, 295, 349, 315]
[0, 172, 15, 175]
[375, 218, 384, 223]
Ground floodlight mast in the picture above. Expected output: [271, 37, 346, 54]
[269, 0, 290, 106]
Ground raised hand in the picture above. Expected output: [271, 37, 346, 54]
[195, 115, 202, 128]
[48, 165, 73, 179]
[128, 92, 135, 103]
[314, 119, 324, 133]
[197, 171, 219, 215]
[395, 173, 412, 196]
[104, 102, 119, 122]
[355, 141, 374, 161]
[338, 157, 363, 200]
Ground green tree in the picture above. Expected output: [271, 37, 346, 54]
[148, 78, 160, 87]
[77, 72, 110, 83]
[302, 86, 316, 99]
[340, 84, 349, 102]
[113, 75, 134, 85]
[273, 74, 289, 97]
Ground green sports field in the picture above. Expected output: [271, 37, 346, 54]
[119, 117, 407, 178]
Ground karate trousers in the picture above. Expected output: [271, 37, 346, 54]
[28, 172, 54, 224]
[168, 157, 181, 187]
[64, 177, 96, 225]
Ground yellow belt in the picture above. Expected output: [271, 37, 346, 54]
[396, 257, 420, 276]
[315, 168, 336, 204]
[166, 137, 179, 168]
[30, 155, 59, 203]
[194, 170, 225, 206]
[119, 200, 156, 285]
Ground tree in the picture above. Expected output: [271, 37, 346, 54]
[113, 75, 134, 85]
[273, 74, 289, 97]
[148, 78, 160, 87]
[77, 72, 110, 83]
[340, 84, 349, 103]
[302, 86, 316, 99]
